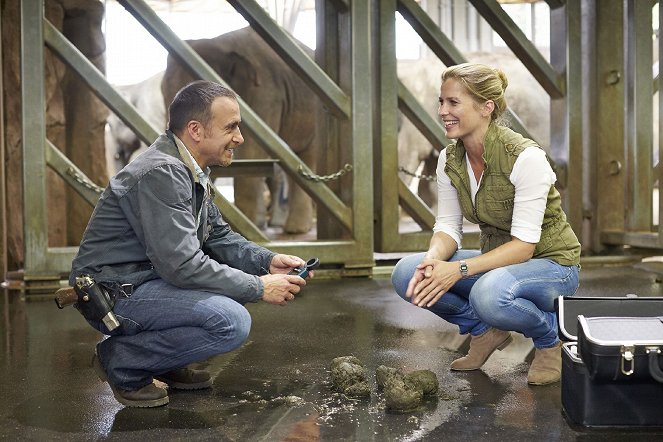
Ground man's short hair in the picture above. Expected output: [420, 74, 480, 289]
[167, 81, 237, 134]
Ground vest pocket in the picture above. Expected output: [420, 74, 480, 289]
[480, 230, 511, 253]
[534, 232, 555, 255]
[484, 198, 514, 223]
[483, 183, 515, 224]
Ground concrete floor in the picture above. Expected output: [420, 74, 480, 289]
[2, 260, 663, 441]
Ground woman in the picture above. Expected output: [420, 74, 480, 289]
[391, 63, 580, 385]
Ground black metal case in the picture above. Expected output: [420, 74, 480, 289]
[557, 297, 663, 427]
[562, 342, 663, 427]
[556, 296, 663, 341]
[577, 315, 663, 382]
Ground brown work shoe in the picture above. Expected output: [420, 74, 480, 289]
[527, 342, 562, 385]
[450, 328, 513, 371]
[155, 367, 212, 390]
[92, 353, 169, 408]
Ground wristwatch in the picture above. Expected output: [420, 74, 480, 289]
[459, 260, 469, 279]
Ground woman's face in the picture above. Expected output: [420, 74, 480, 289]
[438, 78, 490, 142]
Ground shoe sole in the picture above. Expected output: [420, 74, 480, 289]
[154, 378, 213, 390]
[112, 393, 169, 408]
[527, 376, 560, 386]
[92, 354, 169, 408]
[450, 334, 514, 371]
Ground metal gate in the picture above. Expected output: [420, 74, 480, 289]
[17, 0, 663, 290]
[375, 0, 663, 258]
[20, 0, 374, 289]
[373, 0, 582, 253]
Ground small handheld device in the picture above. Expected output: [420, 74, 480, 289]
[291, 258, 320, 279]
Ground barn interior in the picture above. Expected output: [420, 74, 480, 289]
[2, 0, 663, 440]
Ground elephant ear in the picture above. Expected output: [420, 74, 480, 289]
[226, 51, 261, 88]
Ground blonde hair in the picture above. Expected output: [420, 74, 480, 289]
[441, 63, 508, 121]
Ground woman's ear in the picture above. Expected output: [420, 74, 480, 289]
[482, 100, 495, 118]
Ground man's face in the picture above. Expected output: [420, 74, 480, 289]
[196, 96, 244, 168]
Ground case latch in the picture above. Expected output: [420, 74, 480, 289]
[621, 345, 635, 376]
[646, 346, 663, 383]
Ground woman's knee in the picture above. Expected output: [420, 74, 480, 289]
[391, 267, 407, 299]
[391, 253, 424, 298]
[469, 275, 509, 320]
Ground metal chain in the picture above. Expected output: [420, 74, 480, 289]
[66, 167, 103, 194]
[298, 163, 353, 182]
[398, 166, 436, 182]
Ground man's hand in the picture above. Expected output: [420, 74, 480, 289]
[259, 273, 305, 306]
[269, 254, 306, 275]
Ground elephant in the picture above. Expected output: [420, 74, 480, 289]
[397, 52, 550, 210]
[105, 71, 166, 175]
[161, 27, 320, 234]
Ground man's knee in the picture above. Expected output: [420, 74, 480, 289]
[207, 300, 252, 350]
[230, 305, 251, 346]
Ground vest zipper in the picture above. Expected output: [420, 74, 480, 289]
[447, 165, 480, 222]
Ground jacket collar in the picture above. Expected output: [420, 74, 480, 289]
[165, 130, 215, 196]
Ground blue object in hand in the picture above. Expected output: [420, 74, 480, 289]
[291, 258, 320, 279]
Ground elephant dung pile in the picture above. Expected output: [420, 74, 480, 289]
[329, 356, 371, 398]
[329, 356, 439, 412]
[376, 365, 439, 412]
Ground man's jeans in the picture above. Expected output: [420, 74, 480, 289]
[391, 251, 580, 349]
[90, 278, 251, 391]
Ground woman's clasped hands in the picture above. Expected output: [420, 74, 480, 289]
[405, 259, 463, 308]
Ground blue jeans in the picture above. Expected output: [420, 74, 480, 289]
[391, 251, 580, 349]
[90, 278, 252, 390]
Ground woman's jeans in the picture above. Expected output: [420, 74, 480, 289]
[90, 278, 252, 390]
[391, 250, 580, 349]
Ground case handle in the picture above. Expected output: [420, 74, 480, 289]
[621, 346, 635, 376]
[647, 347, 663, 383]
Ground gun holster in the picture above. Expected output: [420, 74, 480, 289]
[74, 275, 121, 331]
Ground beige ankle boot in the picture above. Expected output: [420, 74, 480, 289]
[450, 328, 513, 371]
[527, 342, 562, 385]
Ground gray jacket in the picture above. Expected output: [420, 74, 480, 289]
[69, 131, 275, 303]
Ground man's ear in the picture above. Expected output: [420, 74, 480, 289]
[186, 120, 203, 142]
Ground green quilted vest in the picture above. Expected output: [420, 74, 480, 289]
[443, 124, 581, 266]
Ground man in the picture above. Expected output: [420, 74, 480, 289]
[70, 81, 310, 408]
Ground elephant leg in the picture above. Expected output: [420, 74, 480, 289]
[231, 133, 271, 228]
[283, 175, 313, 234]
[418, 151, 438, 209]
[267, 164, 288, 227]
[397, 121, 427, 193]
[282, 136, 315, 234]
[234, 176, 269, 229]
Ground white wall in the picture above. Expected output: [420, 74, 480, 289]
[104, 1, 554, 85]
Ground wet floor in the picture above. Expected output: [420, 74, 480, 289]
[2, 259, 663, 441]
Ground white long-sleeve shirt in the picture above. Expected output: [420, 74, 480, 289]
[433, 145, 557, 249]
